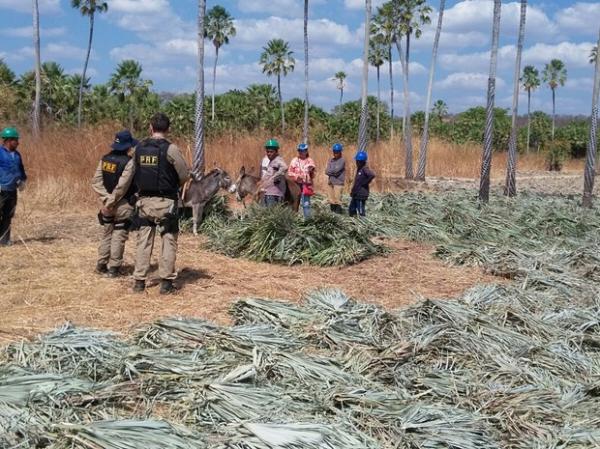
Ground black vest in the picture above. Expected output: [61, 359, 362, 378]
[101, 151, 135, 200]
[134, 138, 180, 200]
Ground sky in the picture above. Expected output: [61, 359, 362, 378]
[0, 0, 598, 115]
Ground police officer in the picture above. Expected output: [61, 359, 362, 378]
[131, 112, 190, 294]
[0, 127, 27, 246]
[92, 130, 138, 277]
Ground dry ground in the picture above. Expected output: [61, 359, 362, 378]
[0, 205, 499, 342]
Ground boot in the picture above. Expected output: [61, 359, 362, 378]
[334, 205, 343, 214]
[106, 267, 120, 278]
[330, 204, 336, 212]
[95, 262, 108, 274]
[133, 280, 146, 293]
[160, 279, 176, 295]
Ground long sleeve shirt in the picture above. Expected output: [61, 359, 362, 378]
[350, 165, 376, 200]
[325, 157, 346, 186]
[0, 146, 27, 192]
[260, 155, 288, 197]
[288, 157, 316, 184]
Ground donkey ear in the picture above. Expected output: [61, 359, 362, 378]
[213, 161, 218, 168]
[240, 166, 246, 175]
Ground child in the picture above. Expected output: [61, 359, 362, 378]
[349, 150, 375, 217]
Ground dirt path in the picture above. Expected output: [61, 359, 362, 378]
[0, 210, 499, 342]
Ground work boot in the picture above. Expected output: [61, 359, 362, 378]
[95, 262, 108, 274]
[159, 279, 176, 295]
[106, 267, 120, 278]
[133, 280, 146, 293]
[330, 204, 336, 212]
[333, 205, 343, 214]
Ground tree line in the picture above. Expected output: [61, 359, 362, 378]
[16, 1, 600, 204]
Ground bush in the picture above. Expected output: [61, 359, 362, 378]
[544, 140, 570, 171]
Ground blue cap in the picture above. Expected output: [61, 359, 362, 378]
[111, 129, 139, 152]
[297, 143, 308, 152]
[354, 151, 368, 161]
[332, 143, 343, 152]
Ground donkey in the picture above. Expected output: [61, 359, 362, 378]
[183, 167, 232, 235]
[229, 166, 301, 211]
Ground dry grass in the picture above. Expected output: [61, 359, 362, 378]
[17, 127, 583, 210]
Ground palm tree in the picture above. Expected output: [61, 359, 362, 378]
[333, 71, 347, 106]
[205, 5, 235, 123]
[71, 0, 108, 129]
[194, 0, 207, 176]
[478, 0, 501, 203]
[369, 40, 387, 141]
[583, 30, 600, 208]
[391, 0, 432, 179]
[416, 0, 445, 181]
[432, 99, 448, 119]
[260, 39, 295, 133]
[303, 0, 309, 144]
[108, 60, 152, 131]
[591, 45, 598, 64]
[372, 3, 396, 138]
[358, 0, 372, 152]
[542, 59, 567, 140]
[32, 0, 41, 137]
[521, 65, 540, 152]
[505, 0, 527, 198]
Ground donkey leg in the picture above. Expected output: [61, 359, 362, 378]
[192, 203, 201, 236]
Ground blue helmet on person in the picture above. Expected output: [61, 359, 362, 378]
[297, 143, 308, 152]
[332, 143, 343, 153]
[355, 151, 368, 162]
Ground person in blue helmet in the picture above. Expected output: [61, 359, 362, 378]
[0, 127, 27, 246]
[288, 143, 315, 218]
[325, 143, 345, 214]
[349, 150, 375, 217]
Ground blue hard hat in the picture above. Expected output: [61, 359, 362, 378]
[332, 143, 343, 152]
[355, 151, 368, 162]
[297, 143, 308, 152]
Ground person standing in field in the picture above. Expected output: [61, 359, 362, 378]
[0, 127, 27, 246]
[131, 113, 190, 294]
[288, 143, 315, 218]
[260, 139, 288, 207]
[92, 130, 138, 277]
[325, 143, 345, 214]
[349, 151, 375, 217]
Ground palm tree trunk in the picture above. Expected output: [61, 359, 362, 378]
[77, 12, 94, 129]
[396, 34, 413, 179]
[211, 45, 218, 122]
[303, 0, 309, 144]
[194, 0, 207, 177]
[551, 87, 556, 140]
[416, 0, 445, 181]
[358, 0, 372, 152]
[340, 86, 343, 106]
[526, 89, 531, 152]
[388, 46, 394, 138]
[478, 0, 501, 203]
[504, 0, 527, 198]
[32, 0, 41, 138]
[278, 74, 285, 133]
[582, 28, 600, 208]
[376, 65, 380, 141]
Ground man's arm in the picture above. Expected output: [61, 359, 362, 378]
[91, 160, 111, 205]
[167, 144, 191, 186]
[18, 151, 27, 182]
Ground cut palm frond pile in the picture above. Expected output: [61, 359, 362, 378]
[3, 191, 600, 448]
[203, 205, 386, 266]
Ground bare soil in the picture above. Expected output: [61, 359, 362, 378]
[0, 209, 498, 342]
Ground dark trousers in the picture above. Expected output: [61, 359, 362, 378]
[348, 198, 366, 217]
[263, 195, 283, 207]
[0, 190, 17, 245]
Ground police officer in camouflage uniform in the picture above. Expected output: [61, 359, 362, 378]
[92, 130, 138, 277]
[131, 112, 190, 294]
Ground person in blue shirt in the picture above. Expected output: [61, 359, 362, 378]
[0, 127, 27, 246]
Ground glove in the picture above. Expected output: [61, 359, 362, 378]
[17, 180, 26, 192]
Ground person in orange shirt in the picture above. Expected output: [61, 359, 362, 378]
[288, 143, 315, 218]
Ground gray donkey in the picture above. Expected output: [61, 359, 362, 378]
[229, 166, 301, 211]
[183, 168, 232, 235]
